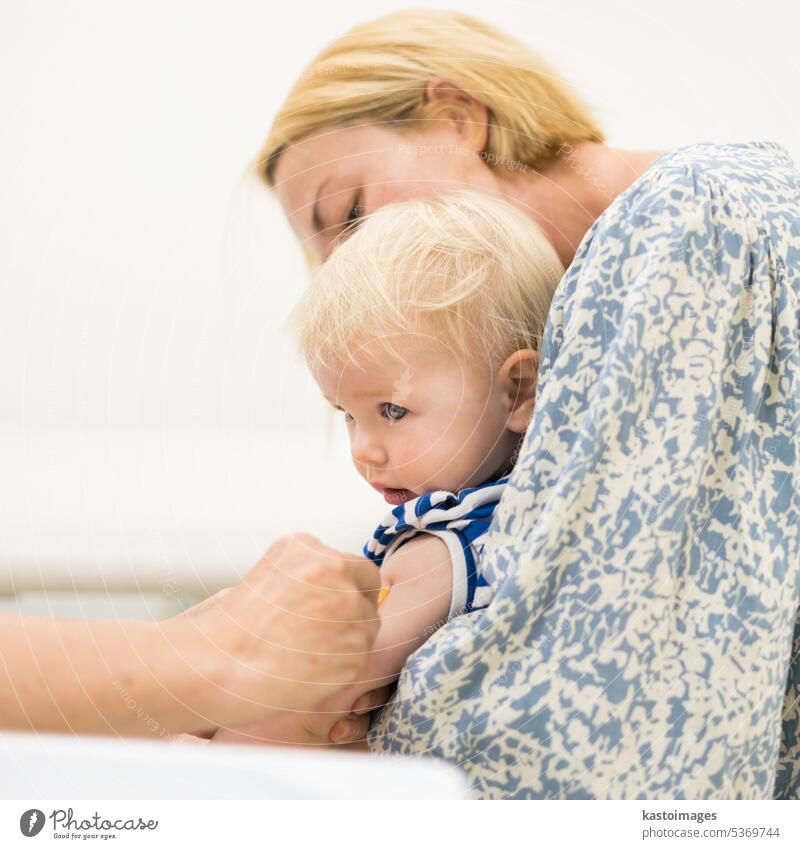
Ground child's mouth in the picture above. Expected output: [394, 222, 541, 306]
[381, 487, 416, 506]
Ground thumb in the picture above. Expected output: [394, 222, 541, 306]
[174, 586, 235, 620]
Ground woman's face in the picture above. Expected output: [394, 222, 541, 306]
[273, 123, 502, 261]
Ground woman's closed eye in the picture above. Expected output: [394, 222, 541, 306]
[343, 194, 363, 232]
[320, 194, 363, 258]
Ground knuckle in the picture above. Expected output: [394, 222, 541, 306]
[290, 531, 320, 548]
[276, 531, 317, 553]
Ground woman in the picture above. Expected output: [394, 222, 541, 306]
[0, 533, 381, 741]
[254, 9, 800, 798]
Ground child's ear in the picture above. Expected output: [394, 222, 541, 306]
[497, 349, 539, 433]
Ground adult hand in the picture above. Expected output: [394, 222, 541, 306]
[171, 533, 380, 731]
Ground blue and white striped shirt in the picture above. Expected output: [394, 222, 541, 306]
[363, 475, 509, 619]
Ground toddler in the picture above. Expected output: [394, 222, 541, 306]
[213, 189, 563, 746]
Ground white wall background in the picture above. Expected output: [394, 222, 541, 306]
[0, 0, 798, 611]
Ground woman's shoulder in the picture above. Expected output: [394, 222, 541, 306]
[581, 140, 799, 246]
[554, 141, 798, 317]
[649, 140, 793, 175]
[622, 140, 798, 218]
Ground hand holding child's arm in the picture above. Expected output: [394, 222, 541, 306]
[212, 533, 453, 748]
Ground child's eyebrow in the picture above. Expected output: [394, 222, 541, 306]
[322, 390, 387, 407]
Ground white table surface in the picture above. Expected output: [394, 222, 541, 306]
[0, 731, 468, 800]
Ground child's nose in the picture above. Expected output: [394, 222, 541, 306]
[350, 429, 388, 467]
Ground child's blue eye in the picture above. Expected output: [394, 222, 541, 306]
[382, 403, 408, 422]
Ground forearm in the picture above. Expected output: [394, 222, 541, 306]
[0, 614, 217, 737]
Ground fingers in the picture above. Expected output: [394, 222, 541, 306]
[170, 733, 212, 745]
[328, 712, 370, 744]
[261, 534, 381, 602]
[329, 687, 393, 743]
[351, 686, 391, 715]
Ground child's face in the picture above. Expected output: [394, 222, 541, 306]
[312, 333, 535, 505]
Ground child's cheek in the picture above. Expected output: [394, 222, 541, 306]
[400, 428, 455, 486]
[392, 441, 422, 471]
[390, 423, 429, 473]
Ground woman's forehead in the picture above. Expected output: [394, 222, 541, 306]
[273, 140, 326, 221]
[274, 126, 363, 189]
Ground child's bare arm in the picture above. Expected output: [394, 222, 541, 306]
[212, 533, 453, 747]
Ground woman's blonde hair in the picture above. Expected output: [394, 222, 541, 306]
[257, 9, 604, 188]
[288, 190, 564, 374]
[258, 8, 603, 187]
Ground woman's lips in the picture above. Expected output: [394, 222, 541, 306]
[376, 486, 416, 506]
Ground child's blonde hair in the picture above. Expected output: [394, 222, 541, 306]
[258, 9, 603, 188]
[288, 191, 564, 374]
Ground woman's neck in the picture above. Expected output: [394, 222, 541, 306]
[501, 143, 665, 268]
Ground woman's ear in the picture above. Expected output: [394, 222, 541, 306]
[424, 78, 489, 152]
[497, 349, 539, 433]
